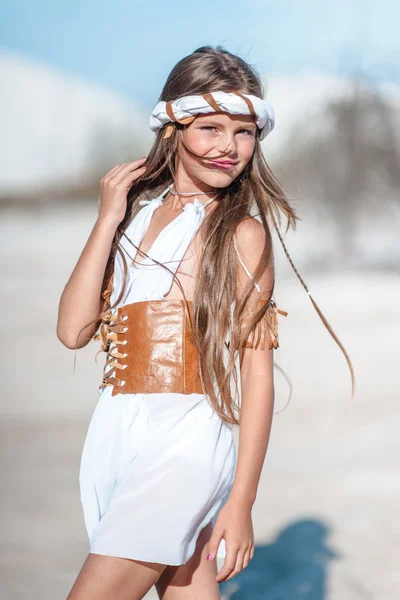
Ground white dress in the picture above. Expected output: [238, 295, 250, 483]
[79, 184, 237, 566]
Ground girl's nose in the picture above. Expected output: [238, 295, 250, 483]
[217, 134, 238, 156]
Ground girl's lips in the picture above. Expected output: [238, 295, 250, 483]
[208, 161, 239, 171]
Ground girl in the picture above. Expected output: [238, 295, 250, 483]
[57, 45, 354, 600]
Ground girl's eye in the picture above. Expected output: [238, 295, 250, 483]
[238, 129, 256, 137]
[199, 126, 255, 136]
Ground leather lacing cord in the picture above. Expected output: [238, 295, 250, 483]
[94, 309, 129, 390]
[182, 304, 187, 393]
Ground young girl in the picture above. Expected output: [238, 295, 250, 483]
[57, 45, 354, 600]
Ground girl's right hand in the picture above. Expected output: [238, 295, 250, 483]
[98, 157, 148, 226]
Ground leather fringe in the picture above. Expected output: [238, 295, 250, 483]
[243, 298, 288, 350]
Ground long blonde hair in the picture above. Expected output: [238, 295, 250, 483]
[86, 45, 355, 425]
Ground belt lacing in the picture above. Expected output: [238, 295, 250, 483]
[94, 309, 129, 389]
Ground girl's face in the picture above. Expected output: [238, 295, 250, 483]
[176, 112, 257, 189]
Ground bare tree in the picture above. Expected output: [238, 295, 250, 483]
[280, 76, 400, 267]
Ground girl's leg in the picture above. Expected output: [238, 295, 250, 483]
[155, 522, 220, 600]
[66, 553, 167, 600]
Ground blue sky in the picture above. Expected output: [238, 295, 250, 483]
[1, 0, 398, 109]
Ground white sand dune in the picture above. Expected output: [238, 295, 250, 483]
[0, 50, 152, 197]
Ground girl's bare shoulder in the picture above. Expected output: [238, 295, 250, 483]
[235, 216, 267, 256]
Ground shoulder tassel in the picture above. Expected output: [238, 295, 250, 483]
[243, 298, 288, 350]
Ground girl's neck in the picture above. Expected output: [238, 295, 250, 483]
[167, 180, 218, 209]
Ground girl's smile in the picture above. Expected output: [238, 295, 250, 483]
[208, 159, 240, 170]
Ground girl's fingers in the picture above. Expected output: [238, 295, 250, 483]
[224, 548, 246, 581]
[108, 161, 147, 185]
[118, 167, 147, 189]
[102, 164, 122, 180]
[242, 546, 252, 570]
[130, 165, 148, 180]
[103, 158, 147, 182]
[205, 528, 224, 564]
[215, 545, 239, 583]
[118, 157, 148, 173]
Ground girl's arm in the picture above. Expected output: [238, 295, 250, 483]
[56, 159, 147, 349]
[206, 217, 275, 582]
[230, 216, 275, 507]
[230, 337, 274, 505]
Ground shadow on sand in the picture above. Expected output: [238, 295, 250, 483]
[220, 518, 340, 600]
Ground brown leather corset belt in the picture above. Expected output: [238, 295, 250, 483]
[94, 298, 288, 397]
[95, 299, 204, 396]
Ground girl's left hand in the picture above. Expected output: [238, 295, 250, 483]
[205, 498, 255, 583]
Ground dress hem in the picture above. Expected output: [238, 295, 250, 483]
[88, 515, 219, 567]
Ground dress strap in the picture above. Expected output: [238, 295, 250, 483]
[160, 183, 174, 199]
[138, 184, 173, 207]
[202, 196, 217, 208]
[233, 234, 261, 294]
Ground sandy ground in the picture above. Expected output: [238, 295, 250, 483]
[1, 205, 399, 599]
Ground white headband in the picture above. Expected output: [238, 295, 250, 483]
[149, 91, 275, 141]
